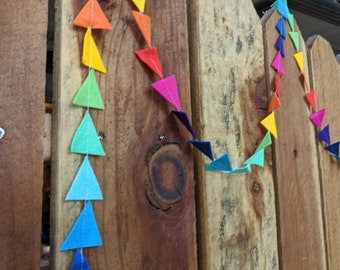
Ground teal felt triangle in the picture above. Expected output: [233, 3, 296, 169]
[66, 155, 103, 201]
[226, 165, 251, 175]
[288, 13, 295, 31]
[289, 32, 299, 52]
[59, 201, 102, 251]
[71, 250, 90, 270]
[73, 69, 105, 110]
[70, 110, 105, 156]
[256, 131, 272, 152]
[243, 149, 265, 167]
[206, 153, 232, 171]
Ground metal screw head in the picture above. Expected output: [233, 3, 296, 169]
[0, 127, 6, 141]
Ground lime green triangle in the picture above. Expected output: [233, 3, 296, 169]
[73, 69, 105, 110]
[289, 32, 299, 52]
[243, 149, 265, 167]
[288, 13, 295, 31]
[294, 51, 304, 72]
[260, 112, 277, 138]
[256, 131, 272, 152]
[71, 110, 105, 156]
[131, 0, 145, 13]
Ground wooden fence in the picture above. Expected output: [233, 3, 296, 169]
[1, 0, 340, 269]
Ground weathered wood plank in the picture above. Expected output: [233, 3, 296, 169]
[51, 0, 197, 269]
[307, 35, 340, 270]
[0, 1, 47, 269]
[262, 10, 326, 269]
[187, 1, 278, 269]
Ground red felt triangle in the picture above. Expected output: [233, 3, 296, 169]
[274, 74, 281, 97]
[73, 0, 112, 30]
[305, 90, 316, 111]
[268, 93, 281, 113]
[132, 11, 151, 47]
[135, 47, 163, 79]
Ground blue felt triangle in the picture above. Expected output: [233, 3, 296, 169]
[276, 36, 285, 57]
[325, 142, 340, 157]
[276, 17, 286, 39]
[171, 110, 196, 139]
[317, 125, 331, 145]
[71, 250, 91, 270]
[66, 155, 103, 201]
[206, 153, 232, 171]
[189, 140, 214, 160]
[226, 165, 251, 175]
[60, 201, 102, 251]
[243, 149, 265, 167]
[277, 0, 289, 19]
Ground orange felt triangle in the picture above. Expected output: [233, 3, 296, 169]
[73, 0, 112, 30]
[305, 90, 316, 111]
[135, 47, 163, 79]
[132, 11, 151, 47]
[268, 93, 281, 113]
[274, 74, 281, 97]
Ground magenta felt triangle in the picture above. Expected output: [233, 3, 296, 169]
[325, 142, 340, 157]
[135, 47, 163, 79]
[309, 108, 325, 129]
[317, 125, 331, 145]
[243, 149, 265, 167]
[206, 153, 232, 171]
[276, 36, 285, 57]
[276, 17, 286, 39]
[59, 201, 102, 251]
[189, 140, 214, 160]
[151, 75, 181, 110]
[65, 155, 103, 201]
[305, 90, 316, 111]
[171, 110, 196, 138]
[271, 51, 285, 76]
[71, 250, 90, 270]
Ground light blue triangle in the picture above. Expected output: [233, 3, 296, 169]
[70, 110, 105, 156]
[226, 165, 251, 175]
[66, 155, 103, 201]
[277, 0, 289, 19]
[60, 201, 102, 251]
[206, 153, 232, 171]
[71, 250, 91, 270]
[243, 149, 265, 167]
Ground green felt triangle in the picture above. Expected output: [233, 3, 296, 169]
[70, 110, 105, 156]
[256, 131, 272, 152]
[289, 32, 299, 52]
[73, 69, 105, 110]
[288, 13, 295, 31]
[243, 149, 265, 167]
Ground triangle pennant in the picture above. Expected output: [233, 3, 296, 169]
[268, 92, 281, 113]
[260, 112, 278, 138]
[82, 27, 107, 73]
[271, 1, 278, 8]
[73, 0, 112, 30]
[243, 149, 265, 167]
[276, 17, 286, 39]
[71, 250, 91, 270]
[256, 131, 272, 152]
[189, 140, 214, 160]
[325, 142, 340, 157]
[135, 47, 163, 79]
[151, 75, 181, 110]
[171, 110, 196, 138]
[132, 11, 151, 47]
[300, 73, 309, 89]
[271, 51, 285, 76]
[73, 69, 105, 110]
[305, 90, 316, 111]
[309, 108, 325, 129]
[206, 153, 232, 171]
[288, 13, 295, 31]
[289, 31, 299, 51]
[226, 165, 251, 175]
[293, 52, 304, 72]
[66, 155, 103, 201]
[317, 125, 331, 145]
[70, 110, 105, 156]
[131, 0, 146, 13]
[277, 0, 289, 19]
[276, 36, 285, 57]
[274, 74, 281, 96]
[60, 201, 102, 251]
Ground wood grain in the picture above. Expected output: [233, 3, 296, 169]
[51, 0, 197, 269]
[187, 1, 278, 269]
[0, 1, 47, 269]
[307, 35, 340, 270]
[262, 10, 326, 270]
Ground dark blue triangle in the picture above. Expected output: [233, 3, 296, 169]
[325, 141, 340, 157]
[276, 36, 285, 57]
[71, 250, 91, 270]
[317, 125, 331, 145]
[276, 17, 286, 39]
[189, 139, 214, 160]
[171, 110, 196, 139]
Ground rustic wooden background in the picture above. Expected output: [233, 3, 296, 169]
[1, 0, 340, 269]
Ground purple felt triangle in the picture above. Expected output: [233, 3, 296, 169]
[151, 75, 181, 110]
[317, 125, 331, 145]
[189, 140, 214, 160]
[271, 51, 285, 76]
[171, 110, 196, 139]
[276, 17, 286, 39]
[325, 142, 340, 157]
[309, 108, 325, 129]
[276, 36, 285, 57]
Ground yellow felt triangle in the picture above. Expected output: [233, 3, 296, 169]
[82, 28, 107, 73]
[260, 112, 278, 138]
[131, 0, 145, 13]
[293, 52, 304, 72]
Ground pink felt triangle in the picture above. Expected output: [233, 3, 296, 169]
[309, 108, 325, 129]
[151, 75, 181, 110]
[135, 47, 163, 79]
[271, 51, 285, 76]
